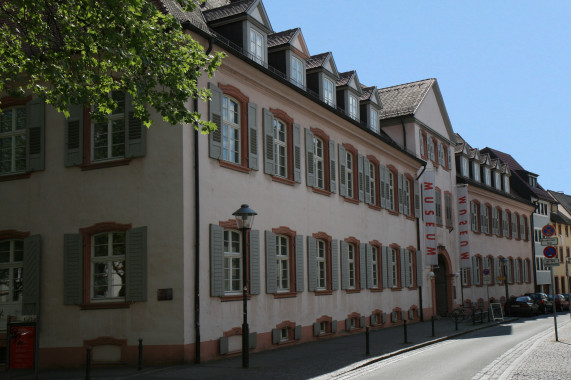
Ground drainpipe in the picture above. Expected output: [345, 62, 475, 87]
[530, 209, 538, 291]
[194, 35, 215, 365]
[416, 164, 427, 321]
[400, 117, 407, 151]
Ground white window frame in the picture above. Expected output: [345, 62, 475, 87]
[390, 248, 398, 288]
[387, 171, 395, 211]
[494, 172, 501, 190]
[222, 95, 241, 164]
[427, 138, 435, 161]
[346, 151, 354, 198]
[224, 230, 242, 294]
[249, 28, 264, 64]
[461, 267, 469, 286]
[406, 251, 414, 287]
[313, 137, 325, 190]
[369, 108, 379, 133]
[0, 239, 24, 309]
[369, 162, 376, 206]
[484, 167, 491, 186]
[460, 156, 469, 177]
[371, 246, 379, 288]
[474, 257, 481, 285]
[472, 161, 480, 182]
[316, 240, 327, 290]
[91, 231, 126, 301]
[348, 243, 356, 289]
[273, 118, 287, 178]
[483, 256, 492, 283]
[0, 106, 27, 174]
[403, 178, 411, 216]
[92, 91, 126, 162]
[291, 56, 304, 87]
[437, 142, 444, 166]
[276, 235, 289, 292]
[419, 131, 425, 157]
[323, 78, 335, 107]
[348, 95, 358, 120]
[503, 175, 510, 193]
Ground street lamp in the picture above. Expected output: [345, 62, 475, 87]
[502, 257, 510, 300]
[233, 204, 257, 369]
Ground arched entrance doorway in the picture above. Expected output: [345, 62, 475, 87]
[434, 254, 450, 316]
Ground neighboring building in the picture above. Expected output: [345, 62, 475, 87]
[547, 191, 571, 294]
[482, 147, 555, 292]
[455, 135, 535, 305]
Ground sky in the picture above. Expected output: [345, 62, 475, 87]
[263, 0, 571, 195]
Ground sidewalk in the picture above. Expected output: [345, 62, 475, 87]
[1, 314, 507, 380]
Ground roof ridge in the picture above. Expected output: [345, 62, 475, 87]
[378, 78, 435, 92]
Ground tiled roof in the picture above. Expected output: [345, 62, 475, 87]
[268, 28, 298, 48]
[153, 0, 213, 34]
[481, 148, 525, 172]
[202, 0, 254, 22]
[337, 71, 354, 86]
[378, 78, 435, 119]
[551, 211, 571, 225]
[549, 191, 571, 215]
[306, 52, 329, 69]
[360, 86, 376, 101]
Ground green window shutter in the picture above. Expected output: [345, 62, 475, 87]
[381, 313, 387, 324]
[364, 157, 371, 204]
[295, 235, 304, 292]
[263, 108, 275, 175]
[307, 236, 317, 292]
[126, 226, 148, 302]
[386, 247, 394, 288]
[265, 230, 277, 294]
[371, 314, 377, 325]
[416, 250, 423, 286]
[400, 248, 406, 289]
[381, 246, 389, 289]
[365, 244, 373, 289]
[359, 243, 366, 290]
[331, 320, 338, 333]
[249, 230, 260, 295]
[272, 328, 280, 344]
[294, 325, 302, 340]
[414, 180, 420, 218]
[331, 239, 339, 291]
[293, 123, 302, 183]
[219, 336, 229, 355]
[313, 322, 320, 336]
[360, 316, 365, 328]
[358, 154, 364, 202]
[23, 235, 41, 315]
[391, 312, 398, 322]
[210, 224, 224, 297]
[379, 164, 387, 209]
[398, 173, 404, 214]
[404, 250, 411, 287]
[125, 93, 147, 158]
[64, 104, 84, 167]
[345, 318, 351, 331]
[208, 83, 223, 159]
[401, 311, 407, 321]
[340, 241, 348, 290]
[248, 102, 259, 170]
[63, 233, 83, 305]
[338, 145, 347, 197]
[329, 140, 336, 193]
[305, 128, 315, 187]
[26, 98, 45, 172]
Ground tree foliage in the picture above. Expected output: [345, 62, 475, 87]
[0, 0, 224, 131]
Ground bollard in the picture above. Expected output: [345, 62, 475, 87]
[454, 314, 458, 331]
[365, 326, 370, 356]
[431, 316, 435, 337]
[138, 338, 143, 371]
[85, 346, 92, 380]
[403, 320, 408, 343]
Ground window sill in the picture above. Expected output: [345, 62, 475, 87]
[312, 187, 332, 196]
[273, 292, 297, 299]
[81, 159, 131, 171]
[272, 176, 296, 186]
[406, 215, 416, 221]
[388, 210, 399, 216]
[368, 204, 381, 211]
[0, 172, 31, 182]
[345, 289, 361, 294]
[390, 288, 402, 292]
[80, 302, 130, 310]
[407, 286, 419, 290]
[219, 160, 251, 173]
[314, 290, 333, 296]
[343, 197, 360, 205]
[220, 294, 252, 302]
[369, 288, 383, 293]
[275, 339, 296, 346]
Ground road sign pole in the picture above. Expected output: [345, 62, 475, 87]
[551, 266, 558, 342]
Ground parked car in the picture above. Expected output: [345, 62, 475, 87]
[548, 294, 570, 311]
[525, 293, 553, 313]
[504, 296, 539, 316]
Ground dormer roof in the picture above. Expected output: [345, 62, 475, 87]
[202, 0, 272, 32]
[337, 71, 363, 95]
[360, 85, 382, 106]
[480, 153, 491, 166]
[306, 52, 339, 79]
[267, 28, 309, 59]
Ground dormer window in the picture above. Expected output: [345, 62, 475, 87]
[460, 156, 469, 177]
[369, 109, 379, 133]
[323, 78, 335, 106]
[249, 28, 264, 64]
[348, 95, 358, 121]
[472, 162, 480, 182]
[291, 56, 304, 88]
[529, 176, 537, 188]
[483, 167, 491, 186]
[503, 175, 510, 193]
[494, 171, 501, 190]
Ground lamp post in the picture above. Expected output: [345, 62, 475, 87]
[502, 258, 510, 300]
[233, 204, 257, 369]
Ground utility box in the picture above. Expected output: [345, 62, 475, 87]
[7, 315, 38, 369]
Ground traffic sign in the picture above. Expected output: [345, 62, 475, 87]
[542, 225, 555, 237]
[540, 237, 559, 246]
[544, 258, 560, 266]
[483, 269, 490, 275]
[543, 246, 557, 258]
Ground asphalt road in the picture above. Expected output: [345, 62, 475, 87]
[333, 313, 568, 380]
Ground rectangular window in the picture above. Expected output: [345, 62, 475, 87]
[323, 78, 335, 106]
[348, 244, 355, 289]
[461, 267, 469, 286]
[435, 189, 442, 225]
[313, 137, 324, 189]
[407, 251, 413, 287]
[474, 257, 481, 285]
[371, 246, 379, 288]
[419, 131, 425, 157]
[484, 168, 491, 186]
[472, 162, 480, 182]
[291, 57, 304, 87]
[437, 142, 444, 166]
[0, 239, 24, 305]
[92, 91, 126, 162]
[222, 95, 241, 164]
[348, 95, 358, 120]
[0, 107, 27, 174]
[445, 193, 452, 227]
[276, 235, 289, 292]
[273, 118, 287, 178]
[369, 162, 377, 206]
[387, 171, 394, 211]
[427, 139, 435, 161]
[316, 240, 327, 290]
[369, 109, 379, 133]
[249, 28, 264, 64]
[461, 156, 469, 177]
[471, 202, 479, 232]
[403, 178, 411, 215]
[494, 172, 501, 190]
[92, 232, 126, 300]
[512, 214, 518, 238]
[390, 248, 398, 288]
[224, 230, 241, 294]
[483, 256, 492, 284]
[346, 152, 354, 198]
[503, 175, 510, 193]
